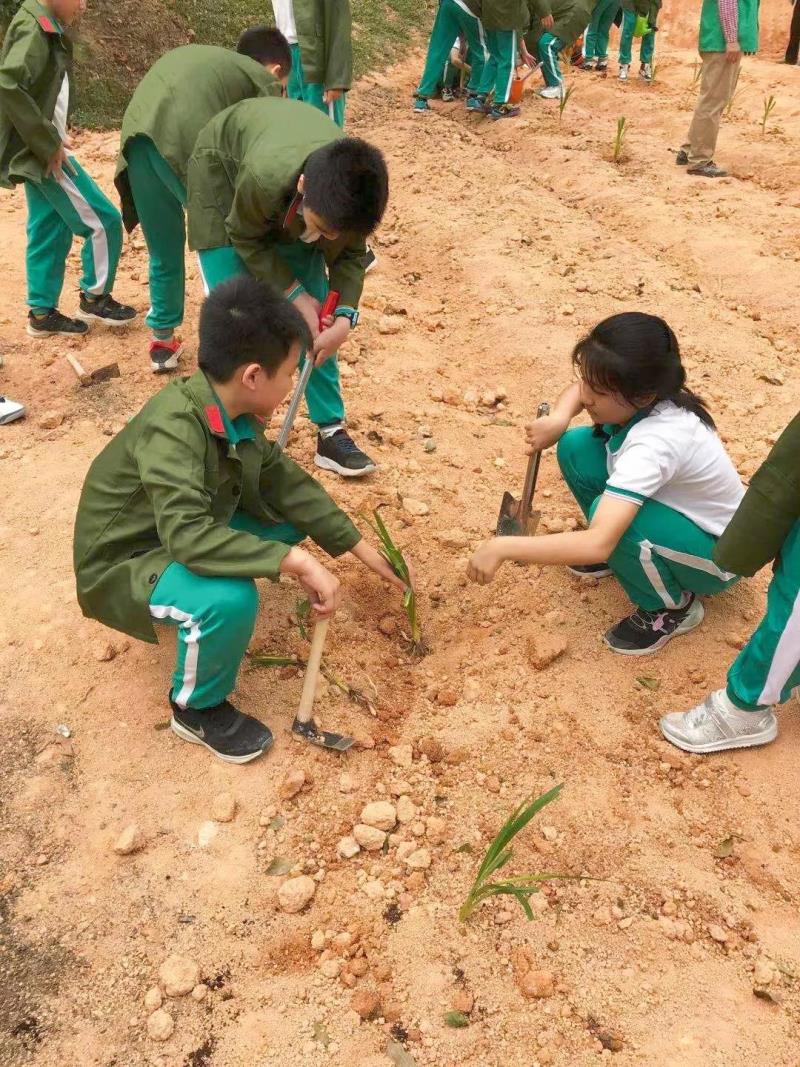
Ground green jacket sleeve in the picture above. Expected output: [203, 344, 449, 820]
[0, 20, 61, 165]
[258, 443, 361, 556]
[528, 0, 552, 20]
[322, 0, 353, 91]
[714, 414, 800, 577]
[226, 165, 297, 292]
[135, 409, 293, 579]
[326, 235, 367, 310]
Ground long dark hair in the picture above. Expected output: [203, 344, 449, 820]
[571, 312, 715, 429]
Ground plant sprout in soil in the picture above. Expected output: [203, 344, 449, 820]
[364, 508, 428, 655]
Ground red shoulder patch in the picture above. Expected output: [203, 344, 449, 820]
[204, 404, 226, 436]
[37, 15, 58, 33]
[283, 192, 302, 229]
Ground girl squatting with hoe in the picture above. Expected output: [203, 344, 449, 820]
[468, 312, 746, 655]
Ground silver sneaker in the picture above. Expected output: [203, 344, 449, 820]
[660, 689, 778, 754]
[618, 64, 630, 81]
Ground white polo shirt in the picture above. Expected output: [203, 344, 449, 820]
[271, 0, 297, 44]
[603, 402, 745, 536]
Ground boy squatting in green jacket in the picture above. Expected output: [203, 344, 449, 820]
[186, 97, 389, 478]
[661, 412, 800, 754]
[527, 0, 594, 98]
[115, 30, 291, 373]
[0, 0, 136, 338]
[73, 275, 405, 765]
[271, 0, 351, 129]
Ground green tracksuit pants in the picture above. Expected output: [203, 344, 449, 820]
[727, 521, 800, 711]
[150, 514, 304, 709]
[557, 427, 739, 611]
[124, 137, 187, 333]
[416, 0, 488, 98]
[24, 156, 122, 312]
[585, 0, 621, 60]
[288, 42, 347, 128]
[197, 244, 345, 428]
[619, 9, 655, 65]
[538, 31, 567, 86]
[479, 28, 517, 104]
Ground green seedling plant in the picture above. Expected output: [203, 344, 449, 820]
[760, 94, 777, 136]
[724, 84, 744, 118]
[558, 83, 575, 122]
[364, 508, 427, 655]
[684, 60, 702, 106]
[613, 116, 627, 164]
[459, 783, 569, 922]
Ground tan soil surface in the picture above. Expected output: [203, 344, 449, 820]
[2, 32, 800, 1067]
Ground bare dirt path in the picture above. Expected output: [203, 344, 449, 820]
[1, 36, 800, 1067]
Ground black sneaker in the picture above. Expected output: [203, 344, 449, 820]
[687, 161, 728, 178]
[489, 104, 521, 121]
[315, 428, 376, 477]
[27, 308, 89, 337]
[605, 594, 704, 656]
[78, 292, 138, 327]
[676, 149, 689, 166]
[567, 562, 613, 578]
[169, 695, 273, 763]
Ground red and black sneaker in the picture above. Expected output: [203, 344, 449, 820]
[150, 337, 183, 373]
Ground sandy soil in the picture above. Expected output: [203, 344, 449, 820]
[2, 31, 800, 1067]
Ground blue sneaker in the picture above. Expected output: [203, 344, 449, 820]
[489, 104, 521, 121]
[466, 93, 487, 112]
[413, 98, 431, 116]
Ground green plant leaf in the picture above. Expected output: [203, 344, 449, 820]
[443, 1011, 469, 1028]
[251, 654, 302, 668]
[636, 676, 661, 691]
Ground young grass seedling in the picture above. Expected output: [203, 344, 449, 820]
[760, 94, 777, 136]
[724, 83, 744, 118]
[459, 784, 569, 922]
[558, 83, 575, 122]
[683, 60, 702, 106]
[364, 508, 427, 655]
[613, 116, 627, 164]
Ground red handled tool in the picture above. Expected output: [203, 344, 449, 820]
[277, 290, 340, 449]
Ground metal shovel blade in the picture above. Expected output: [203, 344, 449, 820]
[495, 401, 550, 536]
[291, 716, 354, 752]
[496, 491, 524, 536]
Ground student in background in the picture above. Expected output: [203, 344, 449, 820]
[272, 0, 351, 127]
[618, 0, 660, 81]
[583, 0, 621, 73]
[477, 0, 530, 119]
[413, 0, 489, 115]
[527, 0, 595, 99]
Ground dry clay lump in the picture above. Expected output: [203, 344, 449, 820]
[112, 823, 144, 855]
[278, 874, 316, 913]
[159, 955, 201, 997]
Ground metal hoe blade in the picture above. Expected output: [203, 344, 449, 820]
[292, 717, 354, 752]
[495, 401, 550, 536]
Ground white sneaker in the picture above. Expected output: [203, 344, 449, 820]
[618, 64, 630, 81]
[639, 62, 653, 81]
[538, 85, 564, 100]
[660, 689, 778, 754]
[0, 395, 25, 425]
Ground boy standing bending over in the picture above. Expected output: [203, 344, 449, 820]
[74, 277, 403, 764]
[187, 97, 388, 477]
[115, 29, 291, 372]
[0, 0, 136, 337]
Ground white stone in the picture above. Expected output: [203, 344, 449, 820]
[337, 836, 361, 859]
[353, 824, 387, 851]
[146, 1009, 174, 1042]
[396, 795, 417, 824]
[360, 801, 397, 832]
[388, 744, 413, 768]
[113, 823, 144, 856]
[159, 955, 200, 997]
[404, 848, 432, 870]
[278, 875, 316, 913]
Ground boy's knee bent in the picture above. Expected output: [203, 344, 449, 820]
[208, 578, 259, 630]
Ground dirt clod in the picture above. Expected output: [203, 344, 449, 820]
[211, 792, 237, 823]
[526, 632, 568, 670]
[278, 875, 316, 914]
[517, 969, 556, 1000]
[112, 823, 144, 855]
[351, 988, 381, 1020]
[360, 800, 397, 831]
[159, 955, 201, 997]
[146, 1008, 175, 1042]
[278, 768, 306, 801]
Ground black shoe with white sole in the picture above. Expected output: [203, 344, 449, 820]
[78, 292, 137, 327]
[27, 308, 89, 337]
[169, 695, 273, 764]
[567, 562, 613, 578]
[605, 594, 704, 655]
[315, 429, 376, 477]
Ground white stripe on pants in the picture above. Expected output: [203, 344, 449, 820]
[57, 169, 110, 294]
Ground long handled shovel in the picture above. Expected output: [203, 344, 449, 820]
[291, 617, 354, 752]
[277, 290, 340, 450]
[496, 402, 550, 536]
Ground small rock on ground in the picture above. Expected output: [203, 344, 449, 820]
[146, 1009, 174, 1042]
[526, 632, 568, 671]
[278, 875, 316, 913]
[278, 768, 306, 801]
[211, 792, 237, 822]
[159, 955, 201, 997]
[113, 823, 144, 856]
[360, 801, 397, 831]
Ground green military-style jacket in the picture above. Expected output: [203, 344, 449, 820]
[714, 413, 800, 577]
[115, 45, 282, 232]
[186, 96, 368, 309]
[526, 0, 594, 47]
[0, 0, 71, 188]
[74, 370, 361, 643]
[481, 0, 530, 32]
[294, 0, 353, 91]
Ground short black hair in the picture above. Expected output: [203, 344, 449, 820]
[198, 275, 310, 382]
[303, 138, 389, 236]
[236, 26, 292, 76]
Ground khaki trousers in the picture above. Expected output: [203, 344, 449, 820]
[682, 51, 742, 167]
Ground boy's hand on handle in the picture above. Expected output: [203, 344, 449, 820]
[313, 317, 350, 365]
[280, 548, 341, 618]
[467, 539, 505, 585]
[350, 539, 409, 591]
[292, 291, 322, 342]
[525, 412, 569, 454]
[541, 14, 554, 29]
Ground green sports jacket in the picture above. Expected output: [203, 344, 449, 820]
[526, 0, 594, 46]
[73, 370, 360, 643]
[294, 0, 353, 91]
[115, 45, 281, 232]
[481, 0, 530, 32]
[714, 413, 800, 576]
[0, 0, 70, 188]
[186, 96, 369, 309]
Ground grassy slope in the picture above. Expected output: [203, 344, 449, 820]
[67, 0, 434, 127]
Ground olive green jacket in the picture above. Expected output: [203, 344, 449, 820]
[186, 96, 369, 309]
[526, 0, 594, 46]
[294, 0, 353, 91]
[115, 45, 281, 232]
[74, 370, 361, 643]
[0, 0, 71, 188]
[714, 413, 800, 577]
[481, 0, 530, 32]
